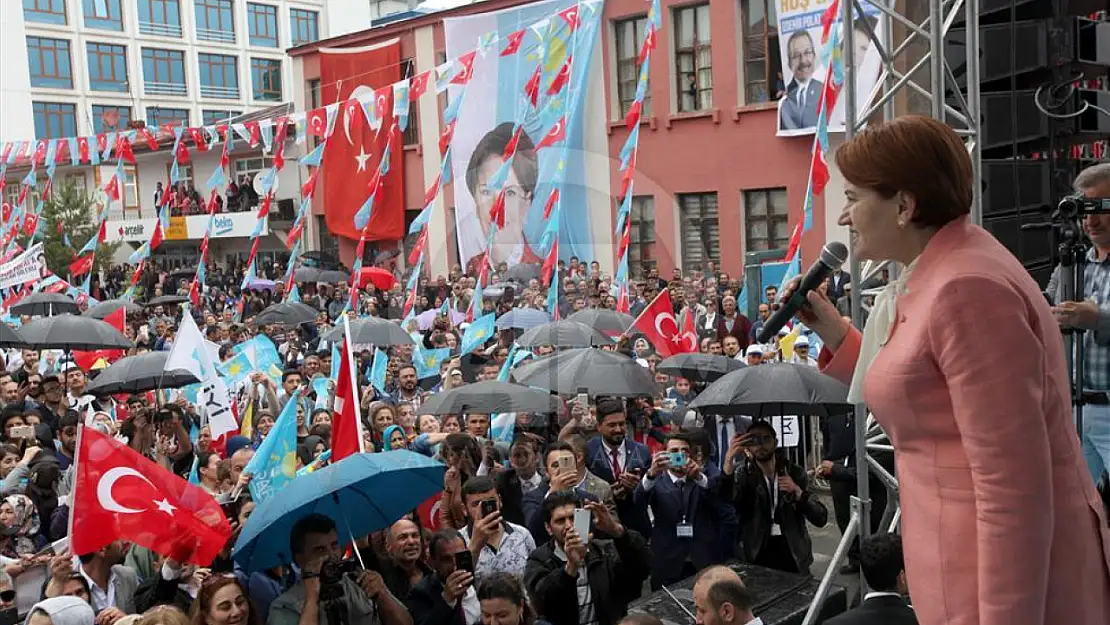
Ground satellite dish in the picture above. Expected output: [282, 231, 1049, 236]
[252, 172, 278, 195]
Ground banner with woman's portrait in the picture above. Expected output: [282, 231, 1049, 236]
[775, 2, 882, 137]
[444, 0, 601, 273]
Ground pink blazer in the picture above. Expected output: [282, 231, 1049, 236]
[822, 217, 1110, 625]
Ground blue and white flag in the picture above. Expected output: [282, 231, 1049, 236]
[245, 389, 301, 502]
[460, 312, 495, 356]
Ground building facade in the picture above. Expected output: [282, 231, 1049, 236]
[290, 0, 837, 279]
[0, 0, 370, 265]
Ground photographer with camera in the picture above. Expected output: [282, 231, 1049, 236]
[722, 421, 826, 576]
[268, 514, 413, 625]
[461, 477, 534, 582]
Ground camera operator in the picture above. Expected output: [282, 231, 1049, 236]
[269, 514, 413, 625]
[1046, 163, 1110, 489]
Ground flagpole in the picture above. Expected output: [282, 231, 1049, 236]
[67, 422, 85, 544]
[342, 314, 367, 453]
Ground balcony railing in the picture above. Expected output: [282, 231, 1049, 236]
[200, 85, 239, 100]
[145, 81, 187, 97]
[139, 21, 183, 38]
[197, 28, 235, 43]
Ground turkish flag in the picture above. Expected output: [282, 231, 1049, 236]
[305, 107, 328, 137]
[73, 307, 126, 370]
[630, 291, 696, 358]
[22, 213, 38, 237]
[69, 254, 94, 276]
[501, 30, 526, 56]
[72, 428, 231, 565]
[77, 137, 90, 163]
[331, 339, 365, 461]
[417, 493, 443, 530]
[321, 42, 403, 242]
[536, 117, 566, 150]
[679, 306, 699, 354]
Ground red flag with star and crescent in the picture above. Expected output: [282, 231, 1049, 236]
[630, 290, 698, 358]
[320, 42, 404, 242]
[71, 428, 232, 565]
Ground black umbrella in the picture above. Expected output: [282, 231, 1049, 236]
[566, 309, 636, 335]
[253, 301, 318, 326]
[494, 308, 552, 330]
[688, 362, 850, 416]
[83, 299, 144, 320]
[517, 320, 612, 349]
[295, 267, 350, 283]
[167, 268, 194, 283]
[321, 317, 414, 346]
[0, 324, 25, 348]
[10, 293, 79, 317]
[19, 314, 132, 351]
[86, 352, 199, 395]
[656, 353, 745, 383]
[511, 348, 656, 397]
[418, 381, 560, 416]
[144, 295, 188, 307]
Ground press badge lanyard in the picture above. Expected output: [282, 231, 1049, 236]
[676, 477, 696, 538]
[766, 474, 782, 537]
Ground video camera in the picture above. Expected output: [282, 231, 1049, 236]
[1055, 193, 1110, 219]
[319, 556, 360, 588]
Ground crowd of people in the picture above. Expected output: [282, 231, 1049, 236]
[0, 253, 917, 625]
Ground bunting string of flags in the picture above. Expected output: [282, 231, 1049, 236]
[0, 1, 601, 309]
[612, 0, 660, 314]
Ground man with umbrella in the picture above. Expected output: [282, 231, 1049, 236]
[269, 514, 413, 625]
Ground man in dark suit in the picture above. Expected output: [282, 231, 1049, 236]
[585, 399, 653, 539]
[779, 29, 824, 130]
[714, 296, 752, 352]
[523, 491, 651, 625]
[522, 440, 616, 544]
[818, 409, 889, 574]
[824, 533, 917, 625]
[633, 431, 729, 589]
[495, 436, 544, 527]
[826, 268, 851, 302]
[406, 529, 480, 625]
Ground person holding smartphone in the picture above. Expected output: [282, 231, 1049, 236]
[460, 477, 534, 582]
[406, 529, 480, 625]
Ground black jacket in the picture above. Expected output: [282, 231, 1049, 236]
[523, 530, 652, 625]
[725, 458, 828, 572]
[823, 594, 918, 625]
[406, 574, 467, 625]
[496, 468, 531, 527]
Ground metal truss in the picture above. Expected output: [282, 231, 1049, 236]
[801, 1, 980, 622]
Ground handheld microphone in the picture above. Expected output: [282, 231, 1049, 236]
[756, 241, 849, 343]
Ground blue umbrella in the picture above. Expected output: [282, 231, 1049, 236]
[232, 450, 445, 572]
[495, 307, 552, 330]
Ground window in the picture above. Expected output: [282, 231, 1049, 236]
[402, 59, 419, 146]
[198, 53, 239, 99]
[142, 48, 187, 96]
[247, 3, 279, 48]
[740, 0, 782, 104]
[627, 196, 656, 277]
[138, 0, 182, 37]
[614, 17, 651, 118]
[678, 192, 719, 269]
[122, 164, 139, 211]
[32, 102, 77, 140]
[250, 58, 282, 101]
[91, 104, 132, 132]
[27, 37, 73, 89]
[234, 156, 274, 187]
[146, 106, 190, 130]
[673, 4, 713, 112]
[64, 173, 88, 194]
[23, 0, 67, 25]
[82, 0, 123, 31]
[170, 164, 195, 187]
[744, 188, 789, 251]
[308, 79, 321, 109]
[203, 110, 241, 125]
[290, 8, 319, 46]
[87, 42, 129, 92]
[195, 0, 235, 43]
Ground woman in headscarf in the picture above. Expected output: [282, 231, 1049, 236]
[0, 494, 43, 557]
[381, 425, 407, 451]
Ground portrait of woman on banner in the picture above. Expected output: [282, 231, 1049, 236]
[462, 122, 542, 275]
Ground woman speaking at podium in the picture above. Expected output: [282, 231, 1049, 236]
[784, 115, 1110, 625]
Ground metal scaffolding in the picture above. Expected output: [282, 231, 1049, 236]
[801, 0, 980, 622]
